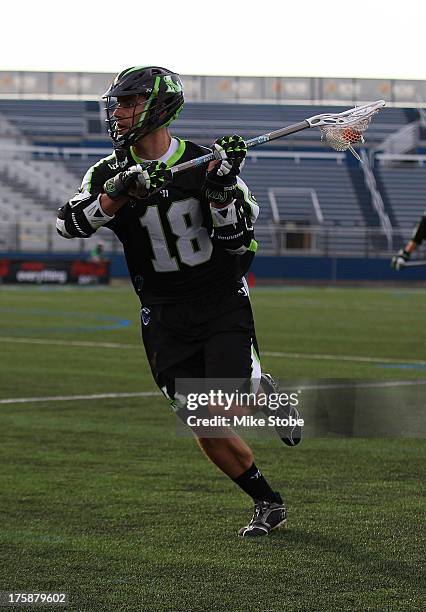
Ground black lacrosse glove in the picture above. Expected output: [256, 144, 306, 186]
[391, 249, 410, 271]
[203, 134, 247, 207]
[104, 161, 172, 200]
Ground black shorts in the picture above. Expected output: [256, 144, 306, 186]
[140, 281, 260, 401]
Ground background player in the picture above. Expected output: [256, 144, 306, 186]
[88, 242, 107, 263]
[391, 212, 426, 270]
[56, 65, 300, 537]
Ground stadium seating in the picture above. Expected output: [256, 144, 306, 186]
[175, 103, 411, 147]
[242, 156, 371, 254]
[242, 157, 361, 224]
[0, 100, 86, 139]
[0, 100, 414, 148]
[376, 165, 426, 232]
[0, 98, 423, 255]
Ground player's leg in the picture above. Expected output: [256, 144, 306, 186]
[195, 434, 253, 479]
[140, 297, 286, 536]
[196, 326, 259, 479]
[200, 318, 287, 537]
[149, 344, 254, 479]
[197, 435, 286, 536]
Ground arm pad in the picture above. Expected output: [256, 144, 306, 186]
[56, 191, 114, 239]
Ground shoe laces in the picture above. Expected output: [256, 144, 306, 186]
[251, 500, 270, 523]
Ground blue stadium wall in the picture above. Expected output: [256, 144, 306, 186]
[2, 253, 426, 283]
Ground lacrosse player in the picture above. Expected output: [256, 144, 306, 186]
[56, 66, 301, 537]
[391, 212, 426, 270]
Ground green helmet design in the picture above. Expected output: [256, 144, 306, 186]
[103, 66, 184, 148]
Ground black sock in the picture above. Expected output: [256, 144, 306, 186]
[233, 463, 281, 503]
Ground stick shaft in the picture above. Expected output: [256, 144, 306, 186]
[170, 120, 309, 175]
[169, 100, 384, 176]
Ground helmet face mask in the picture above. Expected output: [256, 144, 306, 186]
[103, 66, 184, 149]
[107, 95, 147, 140]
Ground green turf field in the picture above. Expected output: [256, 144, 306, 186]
[0, 286, 425, 611]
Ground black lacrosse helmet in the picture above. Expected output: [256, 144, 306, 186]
[103, 66, 184, 148]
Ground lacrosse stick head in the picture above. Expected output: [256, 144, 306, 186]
[317, 100, 385, 154]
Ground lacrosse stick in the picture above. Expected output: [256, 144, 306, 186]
[171, 100, 385, 174]
[401, 260, 426, 268]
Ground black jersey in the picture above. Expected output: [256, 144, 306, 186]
[60, 138, 259, 304]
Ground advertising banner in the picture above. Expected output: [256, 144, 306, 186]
[0, 259, 110, 285]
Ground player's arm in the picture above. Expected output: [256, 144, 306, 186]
[56, 158, 118, 239]
[56, 189, 118, 239]
[202, 135, 258, 254]
[56, 160, 171, 238]
[391, 212, 426, 270]
[411, 213, 426, 246]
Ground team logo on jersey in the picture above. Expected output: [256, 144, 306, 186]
[141, 307, 151, 326]
[205, 187, 228, 204]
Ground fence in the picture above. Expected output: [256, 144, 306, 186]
[0, 222, 422, 258]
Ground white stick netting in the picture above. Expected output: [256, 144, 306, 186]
[319, 104, 382, 153]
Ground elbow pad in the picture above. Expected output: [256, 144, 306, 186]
[56, 191, 114, 239]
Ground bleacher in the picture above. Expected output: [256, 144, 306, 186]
[0, 97, 424, 256]
[175, 103, 411, 147]
[242, 157, 361, 225]
[376, 165, 426, 232]
[0, 100, 86, 139]
[242, 156, 371, 253]
[0, 100, 415, 148]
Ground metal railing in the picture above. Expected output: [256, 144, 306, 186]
[0, 222, 417, 258]
[360, 149, 393, 250]
[376, 152, 426, 166]
[267, 187, 324, 225]
[260, 224, 397, 257]
[375, 121, 420, 155]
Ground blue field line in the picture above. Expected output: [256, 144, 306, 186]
[0, 307, 130, 332]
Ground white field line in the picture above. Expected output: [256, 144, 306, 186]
[0, 391, 161, 405]
[262, 351, 426, 366]
[1, 381, 425, 406]
[297, 380, 426, 391]
[1, 335, 426, 366]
